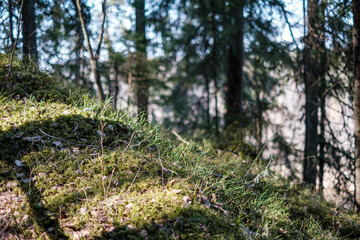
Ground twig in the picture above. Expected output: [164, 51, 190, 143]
[39, 129, 115, 150]
[244, 119, 287, 179]
[156, 145, 178, 177]
[120, 163, 142, 200]
[172, 130, 190, 145]
[124, 131, 135, 152]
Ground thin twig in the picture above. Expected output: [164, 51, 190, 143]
[172, 130, 190, 145]
[244, 119, 287, 179]
[39, 129, 115, 150]
[96, 0, 107, 57]
[124, 131, 135, 152]
[156, 145, 178, 176]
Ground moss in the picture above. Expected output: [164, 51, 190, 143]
[0, 54, 359, 239]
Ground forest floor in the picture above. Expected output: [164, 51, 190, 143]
[1, 54, 360, 239]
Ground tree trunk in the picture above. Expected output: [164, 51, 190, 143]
[303, 0, 320, 187]
[22, 0, 38, 63]
[201, 29, 211, 127]
[9, 0, 14, 48]
[74, 0, 83, 84]
[318, 0, 327, 193]
[135, 0, 148, 120]
[225, 3, 244, 128]
[255, 67, 262, 153]
[75, 0, 106, 102]
[89, 58, 105, 103]
[353, 0, 360, 213]
[113, 62, 119, 109]
[210, 0, 219, 135]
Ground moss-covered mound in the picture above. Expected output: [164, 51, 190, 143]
[0, 55, 359, 239]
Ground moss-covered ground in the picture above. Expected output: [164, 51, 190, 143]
[0, 54, 359, 239]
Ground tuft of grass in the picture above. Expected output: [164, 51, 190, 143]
[0, 54, 359, 239]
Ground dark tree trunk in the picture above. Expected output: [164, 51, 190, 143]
[75, 4, 83, 84]
[22, 0, 38, 63]
[303, 0, 320, 187]
[225, 3, 244, 128]
[204, 73, 211, 126]
[318, 0, 327, 193]
[135, 0, 148, 120]
[9, 0, 14, 47]
[319, 93, 326, 191]
[210, 0, 219, 135]
[255, 71, 262, 153]
[71, 0, 88, 84]
[201, 29, 211, 126]
[353, 0, 360, 213]
[113, 63, 120, 109]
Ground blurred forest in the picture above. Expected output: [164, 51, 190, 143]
[0, 0, 359, 213]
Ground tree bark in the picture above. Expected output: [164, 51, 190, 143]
[72, 0, 84, 84]
[113, 62, 119, 109]
[225, 3, 244, 128]
[75, 0, 106, 102]
[303, 0, 320, 187]
[210, 0, 219, 135]
[201, 29, 211, 126]
[9, 0, 14, 47]
[254, 60, 262, 153]
[135, 0, 148, 120]
[22, 0, 38, 63]
[353, 0, 360, 213]
[318, 0, 327, 193]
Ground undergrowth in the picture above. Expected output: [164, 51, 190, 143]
[0, 53, 359, 239]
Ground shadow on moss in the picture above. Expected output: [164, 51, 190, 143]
[0, 114, 242, 239]
[0, 114, 132, 238]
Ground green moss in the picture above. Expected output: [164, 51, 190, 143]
[0, 54, 359, 239]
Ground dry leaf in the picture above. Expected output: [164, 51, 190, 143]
[171, 189, 182, 194]
[183, 195, 191, 208]
[125, 203, 134, 209]
[126, 225, 136, 231]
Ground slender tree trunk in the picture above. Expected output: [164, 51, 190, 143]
[318, 0, 327, 193]
[204, 72, 211, 126]
[255, 66, 262, 153]
[74, 3, 83, 84]
[210, 0, 219, 135]
[135, 0, 148, 120]
[75, 0, 106, 102]
[113, 63, 119, 109]
[319, 93, 326, 190]
[89, 59, 104, 101]
[225, 3, 244, 128]
[353, 0, 360, 213]
[201, 30, 211, 126]
[9, 0, 14, 48]
[22, 0, 38, 63]
[303, 0, 320, 187]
